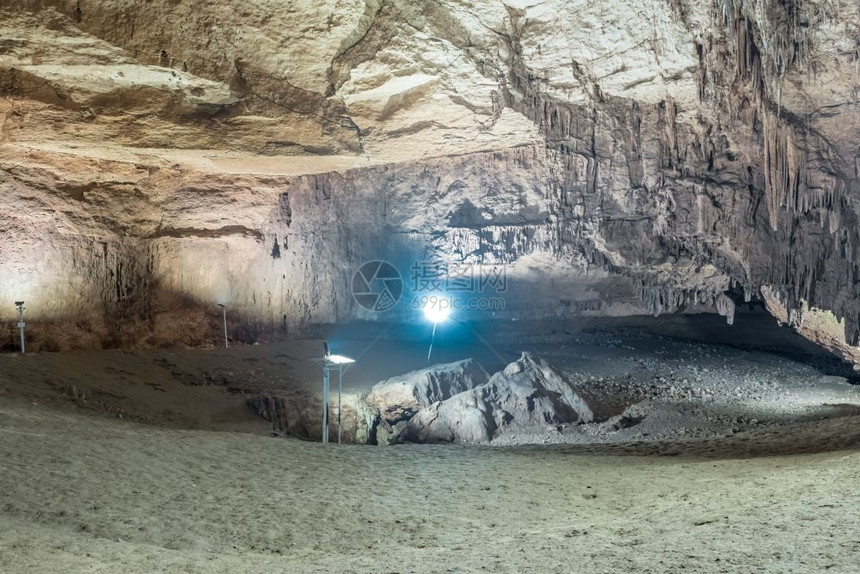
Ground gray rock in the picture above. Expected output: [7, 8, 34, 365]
[399, 353, 593, 444]
[366, 358, 490, 425]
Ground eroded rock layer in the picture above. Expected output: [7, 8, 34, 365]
[0, 1, 858, 353]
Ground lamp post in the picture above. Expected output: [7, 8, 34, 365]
[218, 304, 228, 348]
[313, 352, 355, 444]
[422, 297, 451, 362]
[14, 301, 25, 354]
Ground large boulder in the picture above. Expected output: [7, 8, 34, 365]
[400, 353, 593, 444]
[366, 358, 490, 443]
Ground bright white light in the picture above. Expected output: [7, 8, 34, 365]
[326, 354, 355, 365]
[423, 300, 451, 323]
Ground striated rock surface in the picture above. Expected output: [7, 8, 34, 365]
[396, 353, 593, 444]
[0, 1, 858, 358]
[366, 358, 489, 422]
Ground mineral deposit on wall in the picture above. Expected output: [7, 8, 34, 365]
[0, 1, 858, 356]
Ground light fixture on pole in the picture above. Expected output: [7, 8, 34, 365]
[218, 303, 228, 348]
[312, 350, 355, 444]
[423, 297, 451, 362]
[14, 301, 25, 354]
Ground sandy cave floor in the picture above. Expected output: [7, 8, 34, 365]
[2, 317, 860, 572]
[2, 403, 860, 573]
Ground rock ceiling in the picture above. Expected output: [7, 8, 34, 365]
[0, 1, 858, 357]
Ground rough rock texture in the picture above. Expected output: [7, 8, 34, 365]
[247, 391, 374, 443]
[761, 285, 860, 368]
[366, 357, 488, 422]
[395, 353, 593, 444]
[0, 1, 859, 355]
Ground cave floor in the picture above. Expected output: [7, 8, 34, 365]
[2, 317, 860, 446]
[3, 320, 860, 571]
[1, 401, 860, 573]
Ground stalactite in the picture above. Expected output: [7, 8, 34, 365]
[761, 114, 806, 231]
[715, 293, 736, 325]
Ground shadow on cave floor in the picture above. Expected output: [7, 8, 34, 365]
[2, 309, 860, 456]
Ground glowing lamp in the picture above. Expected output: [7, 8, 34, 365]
[423, 301, 451, 323]
[422, 297, 451, 362]
[325, 354, 355, 365]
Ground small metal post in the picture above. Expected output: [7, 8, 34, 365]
[315, 354, 353, 445]
[427, 321, 438, 362]
[337, 364, 343, 444]
[321, 366, 330, 444]
[14, 301, 25, 354]
[219, 304, 228, 348]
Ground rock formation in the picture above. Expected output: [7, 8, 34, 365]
[370, 354, 593, 444]
[0, 1, 858, 358]
[366, 357, 489, 441]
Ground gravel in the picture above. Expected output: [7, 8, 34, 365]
[486, 330, 860, 447]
